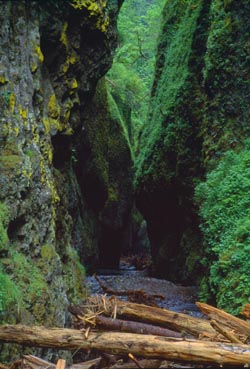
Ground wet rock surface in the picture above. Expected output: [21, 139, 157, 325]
[86, 260, 201, 316]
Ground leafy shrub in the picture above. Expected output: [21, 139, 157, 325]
[195, 147, 250, 314]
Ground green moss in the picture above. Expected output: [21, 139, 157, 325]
[63, 247, 86, 303]
[0, 203, 9, 253]
[135, 0, 204, 186]
[0, 268, 22, 323]
[84, 80, 110, 198]
[195, 147, 250, 314]
[107, 89, 133, 160]
[135, 0, 250, 285]
[0, 155, 22, 171]
[41, 244, 57, 260]
[48, 94, 60, 120]
[201, 0, 250, 165]
[0, 246, 53, 324]
[9, 250, 50, 321]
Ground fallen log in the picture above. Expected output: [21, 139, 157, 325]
[85, 296, 217, 337]
[22, 355, 55, 369]
[22, 355, 102, 369]
[196, 302, 250, 337]
[77, 315, 182, 338]
[241, 304, 250, 319]
[55, 359, 66, 369]
[210, 320, 242, 344]
[1, 324, 250, 365]
[95, 315, 183, 338]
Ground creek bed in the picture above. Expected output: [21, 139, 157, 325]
[86, 260, 201, 317]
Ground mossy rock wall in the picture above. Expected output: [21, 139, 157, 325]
[76, 78, 134, 269]
[0, 0, 124, 360]
[135, 0, 250, 283]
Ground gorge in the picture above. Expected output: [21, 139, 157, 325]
[0, 0, 250, 362]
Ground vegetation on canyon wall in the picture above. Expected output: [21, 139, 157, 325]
[196, 146, 250, 315]
[0, 4, 250, 362]
[107, 0, 165, 150]
[134, 0, 250, 314]
[0, 0, 125, 355]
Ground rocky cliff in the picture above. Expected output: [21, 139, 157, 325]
[135, 0, 250, 284]
[0, 0, 133, 350]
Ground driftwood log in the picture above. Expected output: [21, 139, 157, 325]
[22, 355, 102, 369]
[196, 302, 250, 337]
[210, 320, 243, 344]
[91, 297, 217, 337]
[241, 304, 250, 319]
[95, 315, 183, 338]
[0, 324, 250, 365]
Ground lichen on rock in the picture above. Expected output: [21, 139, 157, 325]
[0, 0, 123, 361]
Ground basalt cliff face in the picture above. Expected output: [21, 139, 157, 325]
[135, 0, 250, 284]
[0, 0, 133, 347]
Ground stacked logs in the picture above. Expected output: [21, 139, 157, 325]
[0, 296, 250, 368]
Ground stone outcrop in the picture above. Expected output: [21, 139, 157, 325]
[0, 0, 132, 350]
[135, 0, 250, 283]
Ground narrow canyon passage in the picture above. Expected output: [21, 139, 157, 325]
[1, 0, 250, 365]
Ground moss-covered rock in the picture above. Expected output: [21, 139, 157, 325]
[77, 78, 134, 269]
[135, 0, 250, 287]
[0, 0, 123, 361]
[0, 203, 9, 254]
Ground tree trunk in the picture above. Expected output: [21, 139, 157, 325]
[95, 315, 183, 338]
[241, 304, 250, 319]
[1, 324, 250, 365]
[110, 299, 217, 337]
[196, 302, 250, 336]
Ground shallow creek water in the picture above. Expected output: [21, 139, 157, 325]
[86, 260, 201, 317]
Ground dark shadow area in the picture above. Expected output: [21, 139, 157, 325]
[51, 133, 71, 170]
[98, 227, 122, 269]
[7, 215, 26, 240]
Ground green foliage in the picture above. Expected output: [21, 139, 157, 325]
[116, 0, 165, 84]
[195, 147, 250, 314]
[0, 202, 9, 252]
[0, 203, 21, 322]
[9, 250, 49, 314]
[107, 0, 165, 150]
[201, 0, 250, 166]
[135, 0, 203, 185]
[0, 245, 51, 323]
[0, 268, 22, 322]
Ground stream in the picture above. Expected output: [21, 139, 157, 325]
[86, 258, 202, 317]
[84, 259, 243, 369]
